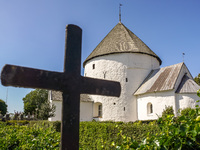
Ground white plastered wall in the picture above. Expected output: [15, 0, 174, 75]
[80, 102, 93, 121]
[49, 101, 93, 122]
[176, 94, 200, 111]
[48, 100, 62, 121]
[84, 53, 160, 122]
[137, 91, 176, 120]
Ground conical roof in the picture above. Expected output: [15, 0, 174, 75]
[83, 22, 162, 67]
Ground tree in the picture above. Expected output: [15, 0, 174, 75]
[38, 101, 56, 120]
[194, 73, 200, 85]
[23, 89, 55, 120]
[0, 99, 7, 115]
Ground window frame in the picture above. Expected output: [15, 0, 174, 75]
[147, 103, 153, 115]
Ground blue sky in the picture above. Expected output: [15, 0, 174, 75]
[0, 0, 199, 113]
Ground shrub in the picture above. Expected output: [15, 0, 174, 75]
[162, 105, 174, 119]
[0, 122, 60, 149]
[179, 107, 193, 116]
[79, 121, 159, 149]
[53, 121, 61, 132]
[6, 120, 29, 126]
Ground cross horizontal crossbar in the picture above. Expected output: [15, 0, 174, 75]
[1, 64, 121, 97]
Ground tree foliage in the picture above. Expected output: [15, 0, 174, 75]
[38, 101, 56, 120]
[23, 89, 55, 120]
[194, 73, 200, 85]
[0, 99, 7, 115]
[162, 105, 174, 119]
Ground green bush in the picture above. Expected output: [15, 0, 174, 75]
[6, 120, 29, 126]
[53, 121, 61, 132]
[0, 122, 60, 149]
[179, 107, 193, 116]
[162, 105, 174, 118]
[79, 121, 159, 149]
[0, 120, 159, 149]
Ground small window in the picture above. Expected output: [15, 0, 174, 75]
[98, 105, 102, 117]
[93, 64, 95, 69]
[126, 78, 128, 82]
[93, 102, 102, 118]
[124, 107, 125, 111]
[103, 72, 106, 79]
[147, 103, 153, 114]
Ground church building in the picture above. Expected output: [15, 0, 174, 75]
[48, 22, 200, 122]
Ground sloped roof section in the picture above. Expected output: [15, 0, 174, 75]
[50, 91, 92, 102]
[83, 22, 162, 67]
[51, 91, 62, 101]
[176, 74, 200, 93]
[134, 63, 184, 95]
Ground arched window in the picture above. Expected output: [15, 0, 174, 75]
[147, 103, 153, 114]
[93, 102, 102, 118]
[103, 71, 106, 79]
[98, 104, 102, 117]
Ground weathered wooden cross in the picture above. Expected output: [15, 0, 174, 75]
[1, 25, 121, 150]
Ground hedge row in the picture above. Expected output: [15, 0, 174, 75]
[0, 120, 159, 149]
[79, 121, 159, 149]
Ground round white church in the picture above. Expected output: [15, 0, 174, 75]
[49, 22, 200, 122]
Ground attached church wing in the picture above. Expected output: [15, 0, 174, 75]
[134, 63, 184, 95]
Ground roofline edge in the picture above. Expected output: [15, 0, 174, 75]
[83, 52, 162, 68]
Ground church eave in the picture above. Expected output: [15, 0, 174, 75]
[83, 51, 162, 67]
[134, 89, 174, 96]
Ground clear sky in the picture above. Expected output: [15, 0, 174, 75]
[0, 0, 199, 113]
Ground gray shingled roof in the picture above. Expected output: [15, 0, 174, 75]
[176, 74, 200, 93]
[83, 22, 162, 67]
[50, 91, 92, 102]
[51, 91, 62, 101]
[134, 63, 183, 95]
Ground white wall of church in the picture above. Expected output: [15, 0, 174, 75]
[176, 94, 200, 111]
[48, 100, 62, 121]
[48, 100, 93, 122]
[84, 53, 160, 122]
[80, 102, 93, 121]
[137, 91, 176, 120]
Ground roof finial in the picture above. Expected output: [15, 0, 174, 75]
[119, 4, 122, 23]
[182, 52, 185, 62]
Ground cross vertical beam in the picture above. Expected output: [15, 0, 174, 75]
[61, 25, 82, 149]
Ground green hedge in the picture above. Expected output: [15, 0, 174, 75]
[79, 121, 159, 149]
[0, 122, 60, 149]
[0, 120, 159, 149]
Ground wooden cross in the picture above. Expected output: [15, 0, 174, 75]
[1, 25, 121, 150]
